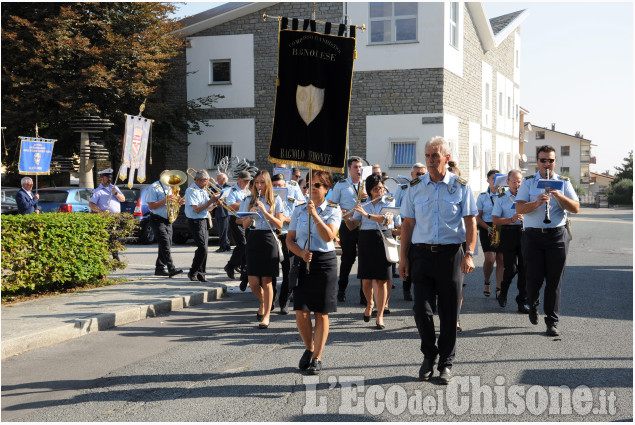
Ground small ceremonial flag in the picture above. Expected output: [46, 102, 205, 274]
[18, 137, 55, 175]
[119, 115, 151, 189]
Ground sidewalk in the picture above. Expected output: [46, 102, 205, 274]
[1, 275, 227, 360]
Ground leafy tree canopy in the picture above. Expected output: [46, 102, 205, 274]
[1, 3, 219, 170]
[613, 150, 633, 182]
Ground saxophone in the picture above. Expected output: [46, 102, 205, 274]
[490, 186, 505, 248]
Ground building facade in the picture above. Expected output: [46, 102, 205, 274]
[177, 2, 527, 192]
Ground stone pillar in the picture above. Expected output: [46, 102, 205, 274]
[78, 131, 94, 188]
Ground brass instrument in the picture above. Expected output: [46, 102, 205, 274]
[185, 168, 238, 218]
[160, 170, 187, 223]
[490, 186, 505, 248]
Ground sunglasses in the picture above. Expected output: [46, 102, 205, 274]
[313, 182, 325, 188]
[539, 158, 555, 163]
[415, 172, 425, 176]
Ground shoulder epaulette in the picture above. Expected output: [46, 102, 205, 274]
[288, 197, 296, 203]
[385, 196, 394, 202]
[232, 187, 238, 191]
[498, 192, 505, 197]
[455, 176, 467, 186]
[409, 177, 421, 186]
[327, 201, 339, 206]
[479, 192, 487, 195]
[245, 195, 252, 199]
[525, 175, 535, 180]
[289, 180, 297, 186]
[558, 176, 569, 181]
[400, 184, 408, 190]
[297, 201, 306, 206]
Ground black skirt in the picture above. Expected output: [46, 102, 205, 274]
[357, 229, 392, 281]
[245, 230, 280, 277]
[293, 251, 337, 314]
[479, 222, 502, 253]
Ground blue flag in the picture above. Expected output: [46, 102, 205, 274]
[18, 137, 55, 175]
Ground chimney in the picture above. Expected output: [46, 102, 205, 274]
[551, 123, 556, 131]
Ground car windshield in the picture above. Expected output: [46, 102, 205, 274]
[1, 189, 20, 203]
[38, 191, 69, 203]
[120, 188, 141, 203]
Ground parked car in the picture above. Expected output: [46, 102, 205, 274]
[171, 203, 230, 244]
[37, 187, 93, 213]
[119, 184, 155, 244]
[1, 187, 20, 215]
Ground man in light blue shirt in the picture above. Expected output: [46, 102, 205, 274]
[492, 170, 529, 313]
[89, 168, 125, 213]
[223, 170, 253, 285]
[516, 145, 580, 337]
[185, 170, 218, 282]
[399, 136, 477, 385]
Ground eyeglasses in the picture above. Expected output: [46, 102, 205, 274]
[415, 172, 425, 176]
[539, 158, 555, 163]
[313, 182, 325, 188]
[302, 186, 307, 190]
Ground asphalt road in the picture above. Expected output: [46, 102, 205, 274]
[1, 208, 632, 421]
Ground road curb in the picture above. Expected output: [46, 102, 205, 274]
[1, 284, 227, 360]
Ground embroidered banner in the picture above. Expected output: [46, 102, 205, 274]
[18, 137, 55, 175]
[119, 114, 151, 188]
[269, 22, 356, 173]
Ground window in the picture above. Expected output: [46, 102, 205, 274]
[485, 83, 490, 110]
[498, 92, 503, 116]
[560, 167, 570, 174]
[536, 131, 545, 140]
[485, 150, 492, 169]
[391, 140, 416, 167]
[472, 144, 481, 169]
[209, 144, 232, 168]
[561, 146, 570, 156]
[209, 59, 231, 84]
[507, 96, 511, 119]
[515, 50, 519, 68]
[369, 2, 417, 44]
[449, 2, 459, 48]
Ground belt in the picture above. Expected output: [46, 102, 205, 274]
[501, 225, 522, 229]
[413, 243, 461, 252]
[525, 226, 565, 233]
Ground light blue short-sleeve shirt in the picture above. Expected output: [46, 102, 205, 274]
[476, 188, 498, 222]
[145, 180, 172, 219]
[286, 180, 305, 203]
[90, 184, 123, 213]
[225, 183, 249, 207]
[352, 196, 396, 230]
[238, 195, 285, 231]
[400, 172, 478, 245]
[492, 189, 521, 225]
[184, 183, 210, 219]
[329, 177, 362, 212]
[289, 200, 342, 252]
[516, 172, 578, 228]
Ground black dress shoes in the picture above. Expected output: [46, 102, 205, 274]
[258, 323, 269, 329]
[419, 357, 435, 381]
[498, 288, 508, 308]
[256, 312, 264, 321]
[154, 269, 169, 276]
[438, 367, 453, 385]
[363, 314, 370, 323]
[168, 269, 183, 277]
[529, 305, 539, 325]
[197, 274, 208, 283]
[307, 358, 322, 375]
[299, 349, 313, 370]
[239, 280, 248, 292]
[223, 264, 235, 280]
[518, 304, 530, 314]
[375, 322, 385, 330]
[546, 324, 560, 336]
[215, 247, 226, 253]
[187, 272, 198, 282]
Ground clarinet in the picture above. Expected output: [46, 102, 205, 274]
[543, 169, 551, 224]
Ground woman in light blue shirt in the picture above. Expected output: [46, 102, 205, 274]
[238, 170, 285, 329]
[344, 174, 395, 329]
[286, 170, 341, 375]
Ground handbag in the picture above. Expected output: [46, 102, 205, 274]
[262, 210, 284, 263]
[377, 223, 400, 263]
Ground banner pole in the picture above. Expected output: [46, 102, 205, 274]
[306, 168, 312, 273]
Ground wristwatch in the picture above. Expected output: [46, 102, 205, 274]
[464, 250, 474, 257]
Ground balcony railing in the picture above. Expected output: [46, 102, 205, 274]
[590, 156, 597, 164]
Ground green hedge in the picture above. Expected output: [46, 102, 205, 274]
[1, 213, 138, 294]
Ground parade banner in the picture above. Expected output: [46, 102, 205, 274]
[18, 137, 55, 175]
[269, 20, 356, 173]
[119, 114, 151, 189]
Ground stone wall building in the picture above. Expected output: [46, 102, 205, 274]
[175, 2, 527, 192]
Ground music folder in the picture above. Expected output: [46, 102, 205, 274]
[536, 179, 564, 191]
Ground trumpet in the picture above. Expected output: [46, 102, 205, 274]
[186, 168, 238, 217]
[160, 170, 187, 223]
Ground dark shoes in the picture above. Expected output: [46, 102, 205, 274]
[256, 312, 264, 321]
[279, 307, 289, 315]
[438, 367, 453, 385]
[299, 349, 313, 370]
[546, 324, 560, 336]
[197, 274, 208, 283]
[307, 358, 322, 375]
[168, 269, 183, 277]
[363, 314, 370, 323]
[498, 288, 508, 308]
[154, 269, 170, 277]
[258, 323, 269, 329]
[223, 264, 235, 280]
[518, 304, 530, 314]
[529, 305, 539, 325]
[419, 357, 435, 381]
[375, 322, 385, 330]
[337, 290, 346, 302]
[239, 280, 248, 292]
[187, 272, 198, 282]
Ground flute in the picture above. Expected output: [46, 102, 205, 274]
[543, 169, 552, 224]
[342, 195, 384, 218]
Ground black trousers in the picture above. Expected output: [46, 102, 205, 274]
[522, 227, 569, 326]
[410, 244, 464, 370]
[150, 214, 176, 272]
[188, 218, 208, 277]
[500, 226, 527, 305]
[216, 214, 231, 250]
[337, 221, 359, 291]
[278, 233, 292, 310]
[227, 216, 246, 269]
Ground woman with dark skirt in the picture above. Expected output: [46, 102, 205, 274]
[343, 173, 394, 329]
[476, 169, 504, 299]
[238, 170, 285, 329]
[286, 170, 341, 375]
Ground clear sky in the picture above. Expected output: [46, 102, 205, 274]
[173, 2, 634, 174]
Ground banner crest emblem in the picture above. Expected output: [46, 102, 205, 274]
[296, 85, 324, 126]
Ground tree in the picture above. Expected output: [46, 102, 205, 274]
[1, 3, 219, 172]
[613, 150, 633, 182]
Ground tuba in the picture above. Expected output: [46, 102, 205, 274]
[490, 186, 505, 248]
[160, 170, 187, 223]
